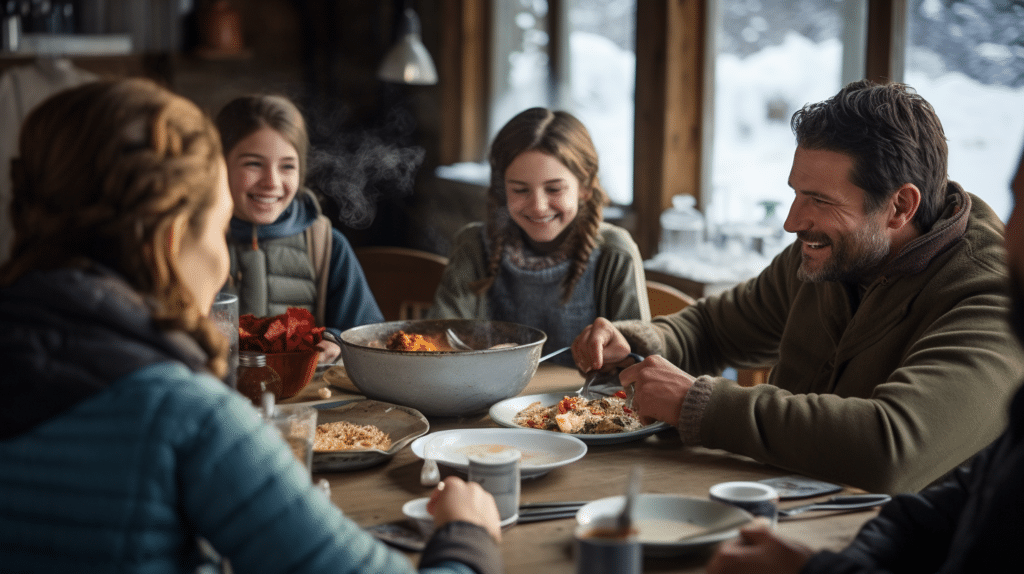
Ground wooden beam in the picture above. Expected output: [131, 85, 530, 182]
[439, 0, 490, 164]
[633, 0, 705, 259]
[865, 0, 905, 84]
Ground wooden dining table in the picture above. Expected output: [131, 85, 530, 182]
[291, 363, 879, 573]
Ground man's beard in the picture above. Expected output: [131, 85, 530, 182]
[1009, 270, 1024, 345]
[796, 222, 891, 283]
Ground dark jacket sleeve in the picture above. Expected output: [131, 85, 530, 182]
[803, 384, 1024, 574]
[324, 229, 384, 333]
[419, 521, 502, 574]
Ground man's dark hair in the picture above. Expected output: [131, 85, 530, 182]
[790, 80, 948, 232]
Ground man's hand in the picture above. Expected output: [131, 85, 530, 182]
[705, 520, 813, 574]
[571, 317, 632, 372]
[619, 355, 695, 425]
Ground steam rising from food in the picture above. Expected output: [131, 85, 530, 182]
[305, 103, 425, 229]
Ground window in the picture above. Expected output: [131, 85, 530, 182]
[707, 0, 854, 242]
[904, 0, 1024, 221]
[490, 0, 636, 205]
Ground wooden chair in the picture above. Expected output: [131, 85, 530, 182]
[646, 280, 697, 318]
[645, 280, 770, 387]
[354, 246, 449, 321]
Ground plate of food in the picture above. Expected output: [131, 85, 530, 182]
[410, 428, 587, 479]
[489, 393, 671, 445]
[576, 494, 752, 557]
[312, 400, 429, 472]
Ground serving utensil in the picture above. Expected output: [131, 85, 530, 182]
[778, 493, 891, 517]
[539, 346, 570, 362]
[445, 328, 473, 351]
[616, 466, 642, 535]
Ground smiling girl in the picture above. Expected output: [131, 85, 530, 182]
[428, 108, 649, 363]
[216, 95, 383, 363]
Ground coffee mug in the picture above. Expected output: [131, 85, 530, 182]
[574, 518, 642, 574]
[709, 481, 780, 525]
[467, 448, 521, 523]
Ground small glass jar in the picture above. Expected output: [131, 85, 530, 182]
[236, 351, 283, 406]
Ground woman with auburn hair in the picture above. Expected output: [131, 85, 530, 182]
[0, 78, 501, 573]
[428, 107, 649, 364]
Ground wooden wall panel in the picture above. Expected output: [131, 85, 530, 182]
[633, 0, 706, 259]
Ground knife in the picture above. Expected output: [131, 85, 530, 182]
[778, 493, 891, 517]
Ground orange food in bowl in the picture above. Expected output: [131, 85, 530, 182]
[386, 330, 442, 352]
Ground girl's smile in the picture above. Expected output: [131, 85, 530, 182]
[226, 127, 300, 225]
[504, 150, 590, 244]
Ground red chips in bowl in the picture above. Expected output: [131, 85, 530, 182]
[239, 308, 324, 399]
[239, 307, 325, 353]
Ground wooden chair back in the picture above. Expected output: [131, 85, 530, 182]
[645, 279, 770, 386]
[354, 246, 449, 321]
[646, 280, 697, 317]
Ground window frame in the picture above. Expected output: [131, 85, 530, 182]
[438, 0, 904, 259]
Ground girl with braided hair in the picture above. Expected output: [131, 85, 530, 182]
[0, 78, 503, 573]
[428, 107, 649, 364]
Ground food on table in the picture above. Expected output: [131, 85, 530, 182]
[513, 393, 643, 434]
[239, 307, 325, 353]
[385, 330, 447, 352]
[314, 421, 392, 451]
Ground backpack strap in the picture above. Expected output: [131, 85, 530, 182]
[305, 215, 332, 326]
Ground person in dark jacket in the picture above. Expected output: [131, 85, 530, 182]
[0, 78, 502, 574]
[216, 94, 384, 364]
[703, 145, 1024, 574]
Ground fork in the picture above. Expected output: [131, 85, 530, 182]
[579, 353, 644, 401]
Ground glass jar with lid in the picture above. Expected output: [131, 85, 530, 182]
[236, 351, 283, 406]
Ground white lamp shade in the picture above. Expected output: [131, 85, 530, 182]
[378, 33, 439, 85]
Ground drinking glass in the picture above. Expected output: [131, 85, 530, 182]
[269, 404, 317, 476]
[210, 292, 239, 388]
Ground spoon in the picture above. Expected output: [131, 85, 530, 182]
[445, 329, 473, 351]
[539, 346, 570, 362]
[419, 439, 440, 487]
[616, 466, 642, 535]
[676, 516, 753, 541]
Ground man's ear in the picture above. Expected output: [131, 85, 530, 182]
[888, 183, 921, 231]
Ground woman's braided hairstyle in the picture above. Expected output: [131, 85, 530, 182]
[471, 107, 609, 304]
[0, 78, 228, 377]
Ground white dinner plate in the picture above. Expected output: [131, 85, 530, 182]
[312, 400, 429, 472]
[410, 428, 587, 479]
[576, 494, 752, 557]
[488, 393, 671, 445]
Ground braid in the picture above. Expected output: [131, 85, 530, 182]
[469, 195, 510, 296]
[0, 79, 228, 378]
[482, 107, 608, 305]
[561, 186, 605, 303]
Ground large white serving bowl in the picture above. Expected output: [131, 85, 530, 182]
[338, 319, 546, 417]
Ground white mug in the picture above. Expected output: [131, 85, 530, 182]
[709, 481, 780, 525]
[467, 448, 521, 523]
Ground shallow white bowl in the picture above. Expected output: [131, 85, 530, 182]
[576, 494, 752, 557]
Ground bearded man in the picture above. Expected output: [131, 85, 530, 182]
[572, 80, 1023, 494]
